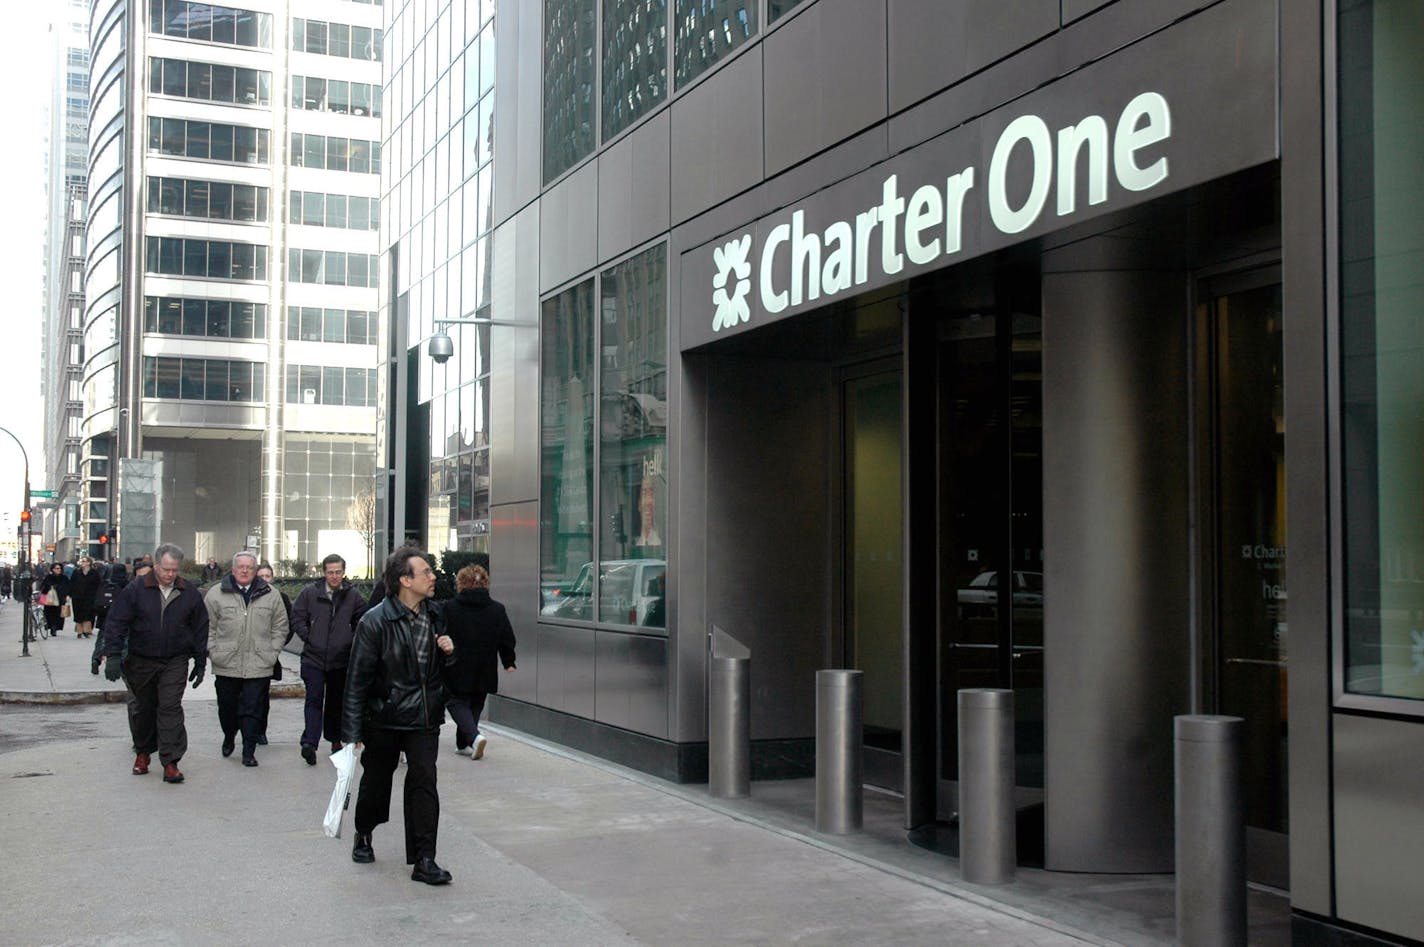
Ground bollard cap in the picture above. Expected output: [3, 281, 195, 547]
[1174, 714, 1244, 742]
[958, 688, 1013, 709]
[817, 668, 863, 687]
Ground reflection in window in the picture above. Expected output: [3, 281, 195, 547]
[285, 307, 376, 344]
[144, 237, 268, 280]
[286, 249, 380, 287]
[767, 0, 804, 22]
[540, 279, 597, 615]
[1339, 0, 1424, 703]
[293, 18, 382, 61]
[603, 0, 666, 140]
[147, 177, 269, 223]
[142, 356, 265, 402]
[290, 133, 380, 173]
[288, 190, 379, 230]
[283, 364, 379, 406]
[543, 0, 596, 183]
[146, 297, 268, 339]
[598, 244, 667, 627]
[149, 0, 273, 49]
[292, 76, 381, 117]
[147, 117, 270, 164]
[674, 0, 756, 89]
[149, 58, 271, 106]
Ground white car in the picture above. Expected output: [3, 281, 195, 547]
[956, 571, 1044, 619]
[543, 559, 666, 628]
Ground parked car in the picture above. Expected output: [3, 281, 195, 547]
[956, 570, 1044, 619]
[543, 559, 666, 628]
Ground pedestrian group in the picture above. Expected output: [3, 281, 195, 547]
[25, 542, 516, 887]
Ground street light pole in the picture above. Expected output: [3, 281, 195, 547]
[0, 425, 34, 656]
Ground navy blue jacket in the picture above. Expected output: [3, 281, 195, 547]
[292, 579, 367, 670]
[102, 572, 210, 661]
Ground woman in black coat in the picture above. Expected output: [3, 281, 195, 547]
[39, 563, 70, 637]
[440, 564, 516, 759]
[67, 555, 103, 638]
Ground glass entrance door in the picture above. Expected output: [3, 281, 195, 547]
[844, 369, 904, 789]
[1201, 271, 1287, 888]
[936, 306, 1045, 806]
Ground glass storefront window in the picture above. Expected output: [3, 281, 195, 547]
[543, 0, 596, 183]
[602, 0, 666, 141]
[673, 0, 755, 89]
[540, 279, 597, 619]
[598, 245, 667, 627]
[1339, 1, 1424, 703]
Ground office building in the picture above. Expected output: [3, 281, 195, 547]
[83, 0, 384, 571]
[42, 0, 92, 561]
[380, 1, 1423, 941]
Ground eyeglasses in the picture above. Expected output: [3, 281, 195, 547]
[409, 568, 436, 578]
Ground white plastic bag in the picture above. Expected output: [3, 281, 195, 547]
[323, 744, 356, 838]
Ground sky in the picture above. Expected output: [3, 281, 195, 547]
[0, 5, 56, 554]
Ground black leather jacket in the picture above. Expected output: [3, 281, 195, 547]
[341, 595, 454, 743]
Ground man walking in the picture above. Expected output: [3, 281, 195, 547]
[343, 548, 457, 885]
[291, 554, 366, 765]
[204, 551, 289, 767]
[101, 544, 209, 784]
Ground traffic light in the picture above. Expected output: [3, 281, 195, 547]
[19, 509, 30, 523]
[98, 533, 108, 545]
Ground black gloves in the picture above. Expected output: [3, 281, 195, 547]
[103, 656, 123, 682]
[189, 658, 205, 689]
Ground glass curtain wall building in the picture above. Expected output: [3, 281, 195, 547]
[375, 2, 1424, 942]
[81, 0, 383, 574]
[375, 0, 495, 561]
[43, 0, 92, 562]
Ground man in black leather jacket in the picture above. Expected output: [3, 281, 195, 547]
[342, 547, 456, 885]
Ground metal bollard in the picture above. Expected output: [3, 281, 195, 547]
[1175, 715, 1246, 947]
[958, 688, 1016, 884]
[709, 655, 751, 797]
[815, 669, 863, 834]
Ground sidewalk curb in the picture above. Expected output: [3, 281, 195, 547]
[0, 682, 306, 706]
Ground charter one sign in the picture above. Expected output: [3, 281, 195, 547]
[711, 92, 1172, 332]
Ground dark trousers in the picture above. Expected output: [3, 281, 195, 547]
[122, 653, 189, 765]
[446, 692, 488, 749]
[214, 676, 270, 751]
[354, 727, 441, 864]
[43, 605, 64, 633]
[300, 663, 347, 748]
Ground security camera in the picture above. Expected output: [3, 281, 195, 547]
[427, 331, 454, 364]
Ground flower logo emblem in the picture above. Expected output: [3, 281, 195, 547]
[711, 234, 752, 332]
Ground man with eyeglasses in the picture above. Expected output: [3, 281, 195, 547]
[204, 551, 289, 767]
[291, 553, 367, 765]
[100, 543, 210, 784]
[343, 547, 457, 885]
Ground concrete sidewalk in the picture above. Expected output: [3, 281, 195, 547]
[0, 596, 303, 704]
[1, 701, 1103, 945]
[0, 595, 1290, 945]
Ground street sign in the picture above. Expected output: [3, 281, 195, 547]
[31, 489, 57, 498]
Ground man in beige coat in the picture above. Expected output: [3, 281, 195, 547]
[203, 551, 288, 767]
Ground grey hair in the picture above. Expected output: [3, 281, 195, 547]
[154, 543, 186, 564]
[232, 550, 259, 568]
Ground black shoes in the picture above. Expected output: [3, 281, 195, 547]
[90, 661, 99, 676]
[256, 734, 268, 746]
[352, 833, 374, 863]
[241, 746, 258, 767]
[301, 744, 317, 766]
[411, 857, 452, 885]
[221, 734, 235, 757]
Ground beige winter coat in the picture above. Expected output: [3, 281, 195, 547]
[204, 577, 289, 679]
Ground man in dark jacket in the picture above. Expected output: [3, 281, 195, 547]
[441, 564, 516, 760]
[101, 543, 209, 784]
[292, 553, 367, 765]
[343, 547, 456, 885]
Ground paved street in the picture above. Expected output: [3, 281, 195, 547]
[0, 603, 1100, 946]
